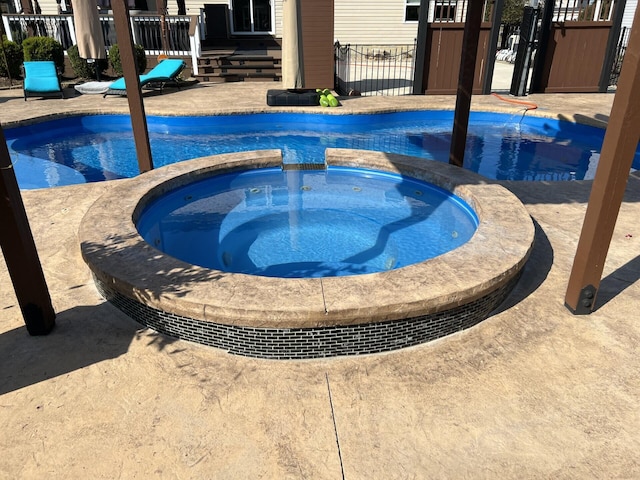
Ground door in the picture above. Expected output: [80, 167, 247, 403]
[231, 0, 273, 34]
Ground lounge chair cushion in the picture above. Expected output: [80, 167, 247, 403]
[23, 61, 62, 93]
[107, 59, 186, 93]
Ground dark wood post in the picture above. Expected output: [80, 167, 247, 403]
[19, 0, 34, 14]
[565, 7, 640, 314]
[111, 0, 154, 173]
[449, 0, 484, 167]
[0, 126, 56, 335]
[412, 0, 430, 95]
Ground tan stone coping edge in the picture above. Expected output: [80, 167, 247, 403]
[79, 149, 535, 329]
[2, 103, 607, 130]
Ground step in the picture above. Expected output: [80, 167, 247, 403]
[198, 56, 281, 67]
[201, 38, 282, 50]
[194, 72, 282, 83]
[224, 54, 281, 62]
[222, 72, 281, 79]
[199, 65, 281, 75]
[242, 75, 281, 82]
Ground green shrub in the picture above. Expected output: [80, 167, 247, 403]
[108, 44, 147, 76]
[0, 37, 24, 79]
[22, 36, 65, 73]
[67, 44, 108, 79]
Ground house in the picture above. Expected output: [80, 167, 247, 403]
[5, 0, 636, 47]
[3, 0, 441, 45]
[2, 0, 636, 93]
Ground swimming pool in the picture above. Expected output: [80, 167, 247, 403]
[7, 110, 640, 189]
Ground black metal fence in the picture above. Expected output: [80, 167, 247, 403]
[334, 42, 416, 96]
[610, 26, 630, 86]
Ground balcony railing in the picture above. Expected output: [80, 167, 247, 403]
[1, 13, 201, 72]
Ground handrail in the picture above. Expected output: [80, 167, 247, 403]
[2, 13, 200, 72]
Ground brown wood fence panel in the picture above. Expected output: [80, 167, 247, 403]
[536, 22, 612, 93]
[301, 0, 334, 89]
[421, 23, 491, 95]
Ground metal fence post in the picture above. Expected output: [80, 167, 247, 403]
[509, 6, 538, 96]
[529, 0, 553, 93]
[599, 0, 627, 92]
[482, 0, 504, 94]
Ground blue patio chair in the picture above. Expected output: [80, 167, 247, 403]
[103, 59, 186, 97]
[22, 61, 64, 101]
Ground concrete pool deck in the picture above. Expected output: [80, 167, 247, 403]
[1, 83, 639, 478]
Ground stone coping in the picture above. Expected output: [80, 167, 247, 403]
[79, 149, 535, 329]
[1, 102, 609, 129]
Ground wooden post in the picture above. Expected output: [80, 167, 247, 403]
[0, 126, 56, 335]
[412, 0, 430, 95]
[449, 0, 484, 167]
[565, 8, 640, 314]
[19, 0, 33, 14]
[111, 0, 154, 173]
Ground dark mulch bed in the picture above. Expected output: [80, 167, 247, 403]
[0, 77, 22, 89]
[0, 76, 115, 89]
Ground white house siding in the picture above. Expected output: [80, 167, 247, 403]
[181, 0, 210, 15]
[35, 0, 413, 43]
[621, 0, 637, 30]
[274, 0, 282, 37]
[38, 1, 59, 14]
[334, 0, 418, 45]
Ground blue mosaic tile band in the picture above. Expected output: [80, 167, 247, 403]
[95, 274, 519, 359]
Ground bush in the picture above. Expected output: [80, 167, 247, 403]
[108, 44, 147, 76]
[0, 37, 24, 79]
[67, 44, 108, 79]
[22, 36, 65, 74]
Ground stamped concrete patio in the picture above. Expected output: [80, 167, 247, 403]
[1, 83, 639, 478]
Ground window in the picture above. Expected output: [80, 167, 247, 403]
[405, 0, 420, 21]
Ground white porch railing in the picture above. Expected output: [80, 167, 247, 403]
[1, 13, 201, 70]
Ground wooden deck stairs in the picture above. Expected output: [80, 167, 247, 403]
[195, 38, 282, 83]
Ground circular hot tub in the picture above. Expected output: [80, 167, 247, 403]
[135, 166, 479, 278]
[80, 149, 534, 359]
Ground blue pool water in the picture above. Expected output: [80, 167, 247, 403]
[6, 110, 640, 189]
[136, 167, 479, 278]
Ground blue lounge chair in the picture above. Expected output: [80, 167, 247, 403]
[22, 61, 64, 101]
[104, 59, 186, 97]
